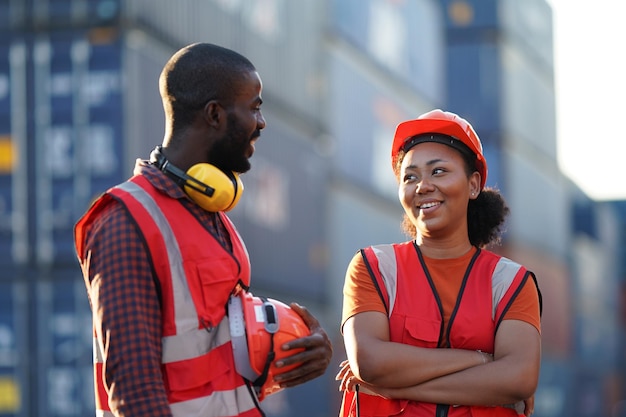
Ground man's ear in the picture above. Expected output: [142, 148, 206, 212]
[203, 100, 224, 129]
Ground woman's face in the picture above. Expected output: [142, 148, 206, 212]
[398, 141, 480, 241]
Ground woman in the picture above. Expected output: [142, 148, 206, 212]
[336, 110, 541, 417]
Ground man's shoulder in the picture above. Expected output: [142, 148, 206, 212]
[83, 194, 133, 235]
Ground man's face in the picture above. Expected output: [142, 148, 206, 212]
[209, 71, 266, 173]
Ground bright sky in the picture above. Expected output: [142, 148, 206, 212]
[549, 0, 626, 201]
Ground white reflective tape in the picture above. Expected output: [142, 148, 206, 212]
[170, 384, 258, 417]
[95, 409, 114, 417]
[93, 337, 103, 364]
[491, 257, 523, 319]
[116, 182, 198, 333]
[371, 244, 399, 315]
[162, 318, 231, 363]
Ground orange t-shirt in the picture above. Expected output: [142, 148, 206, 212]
[342, 247, 541, 342]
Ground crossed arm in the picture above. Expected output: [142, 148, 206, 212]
[337, 311, 540, 413]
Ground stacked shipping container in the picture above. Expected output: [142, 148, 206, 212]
[0, 1, 122, 415]
[1, 1, 623, 416]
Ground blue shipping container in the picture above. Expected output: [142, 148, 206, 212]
[0, 281, 28, 417]
[0, 29, 125, 266]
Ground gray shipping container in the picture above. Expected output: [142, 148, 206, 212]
[122, 0, 326, 126]
[0, 0, 121, 31]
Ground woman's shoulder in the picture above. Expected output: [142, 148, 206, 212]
[360, 240, 415, 260]
[364, 240, 413, 249]
[478, 249, 535, 276]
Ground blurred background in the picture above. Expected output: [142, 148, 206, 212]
[0, 0, 625, 416]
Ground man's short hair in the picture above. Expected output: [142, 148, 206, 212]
[159, 43, 256, 131]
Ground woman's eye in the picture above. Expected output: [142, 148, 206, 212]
[403, 174, 416, 182]
[433, 168, 445, 175]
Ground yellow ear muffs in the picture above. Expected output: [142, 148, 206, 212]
[184, 163, 243, 212]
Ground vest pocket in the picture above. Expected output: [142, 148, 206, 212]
[398, 316, 440, 348]
[186, 259, 239, 329]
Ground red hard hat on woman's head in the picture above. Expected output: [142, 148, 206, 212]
[391, 109, 488, 189]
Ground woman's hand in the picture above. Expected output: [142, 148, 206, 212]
[336, 359, 361, 392]
[523, 396, 534, 416]
[335, 359, 389, 398]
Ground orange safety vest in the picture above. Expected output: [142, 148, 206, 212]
[340, 241, 538, 417]
[75, 175, 262, 417]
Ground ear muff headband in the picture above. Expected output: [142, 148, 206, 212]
[150, 146, 243, 212]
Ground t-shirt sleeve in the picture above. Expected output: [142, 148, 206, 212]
[501, 273, 541, 334]
[341, 251, 387, 332]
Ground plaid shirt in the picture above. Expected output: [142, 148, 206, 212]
[80, 160, 232, 417]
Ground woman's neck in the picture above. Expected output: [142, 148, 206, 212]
[414, 235, 474, 259]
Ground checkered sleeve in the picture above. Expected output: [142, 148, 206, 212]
[83, 200, 172, 417]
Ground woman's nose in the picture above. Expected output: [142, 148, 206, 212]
[415, 178, 435, 194]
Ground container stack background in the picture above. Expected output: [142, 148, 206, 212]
[0, 1, 625, 416]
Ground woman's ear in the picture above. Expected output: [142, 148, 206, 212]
[469, 171, 481, 198]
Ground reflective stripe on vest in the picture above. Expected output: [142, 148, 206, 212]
[368, 244, 524, 321]
[93, 320, 232, 366]
[170, 384, 258, 417]
[344, 242, 528, 417]
[92, 322, 258, 416]
[117, 180, 198, 333]
[80, 176, 259, 417]
[368, 244, 398, 314]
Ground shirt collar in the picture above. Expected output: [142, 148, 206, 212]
[133, 159, 188, 200]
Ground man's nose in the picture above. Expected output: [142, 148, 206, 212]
[257, 113, 266, 130]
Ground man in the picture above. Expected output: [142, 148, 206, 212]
[74, 43, 333, 417]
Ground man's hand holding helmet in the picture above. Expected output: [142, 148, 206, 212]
[272, 302, 333, 388]
[228, 292, 333, 400]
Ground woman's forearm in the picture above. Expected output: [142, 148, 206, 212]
[378, 357, 534, 406]
[354, 342, 490, 388]
[344, 314, 491, 388]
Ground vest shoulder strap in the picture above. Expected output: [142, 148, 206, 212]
[361, 245, 393, 316]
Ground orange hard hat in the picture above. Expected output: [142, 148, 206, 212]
[391, 109, 488, 189]
[228, 290, 310, 401]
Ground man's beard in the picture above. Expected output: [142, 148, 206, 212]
[208, 113, 258, 173]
